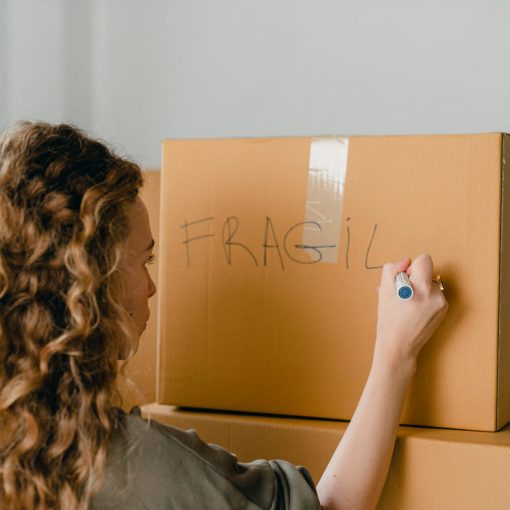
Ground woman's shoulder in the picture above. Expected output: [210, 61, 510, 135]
[115, 406, 226, 461]
[93, 407, 272, 509]
[115, 407, 274, 495]
[91, 407, 320, 510]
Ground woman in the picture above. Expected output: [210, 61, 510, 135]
[0, 121, 447, 510]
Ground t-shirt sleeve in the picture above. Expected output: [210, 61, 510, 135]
[267, 460, 321, 510]
[148, 419, 322, 510]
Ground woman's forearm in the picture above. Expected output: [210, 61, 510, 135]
[316, 356, 416, 510]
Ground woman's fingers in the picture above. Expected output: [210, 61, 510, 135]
[407, 253, 434, 288]
[380, 256, 411, 290]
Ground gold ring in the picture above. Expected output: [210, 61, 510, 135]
[432, 274, 444, 291]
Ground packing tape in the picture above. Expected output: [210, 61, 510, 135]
[303, 137, 349, 264]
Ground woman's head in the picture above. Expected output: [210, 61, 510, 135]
[0, 121, 149, 509]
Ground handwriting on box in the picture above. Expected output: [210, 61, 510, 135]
[179, 216, 383, 271]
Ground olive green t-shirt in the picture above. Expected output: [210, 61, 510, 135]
[90, 410, 321, 509]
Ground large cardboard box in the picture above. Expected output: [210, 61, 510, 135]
[142, 404, 510, 510]
[158, 134, 510, 431]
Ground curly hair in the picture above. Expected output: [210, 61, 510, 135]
[0, 121, 144, 509]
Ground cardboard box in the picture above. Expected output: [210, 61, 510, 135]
[158, 134, 510, 431]
[142, 403, 510, 510]
[118, 170, 160, 410]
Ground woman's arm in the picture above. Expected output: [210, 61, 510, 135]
[316, 254, 448, 510]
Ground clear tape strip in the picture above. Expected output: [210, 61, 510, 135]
[303, 137, 349, 264]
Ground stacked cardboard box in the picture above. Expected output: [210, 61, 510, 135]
[135, 134, 510, 508]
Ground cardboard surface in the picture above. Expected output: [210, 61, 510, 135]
[119, 170, 160, 410]
[142, 404, 510, 510]
[158, 134, 510, 430]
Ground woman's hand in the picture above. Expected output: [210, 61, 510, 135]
[373, 254, 448, 375]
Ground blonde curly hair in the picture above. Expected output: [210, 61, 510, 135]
[0, 121, 144, 509]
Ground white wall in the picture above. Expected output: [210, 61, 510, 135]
[2, 0, 510, 168]
[2, 1, 92, 127]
